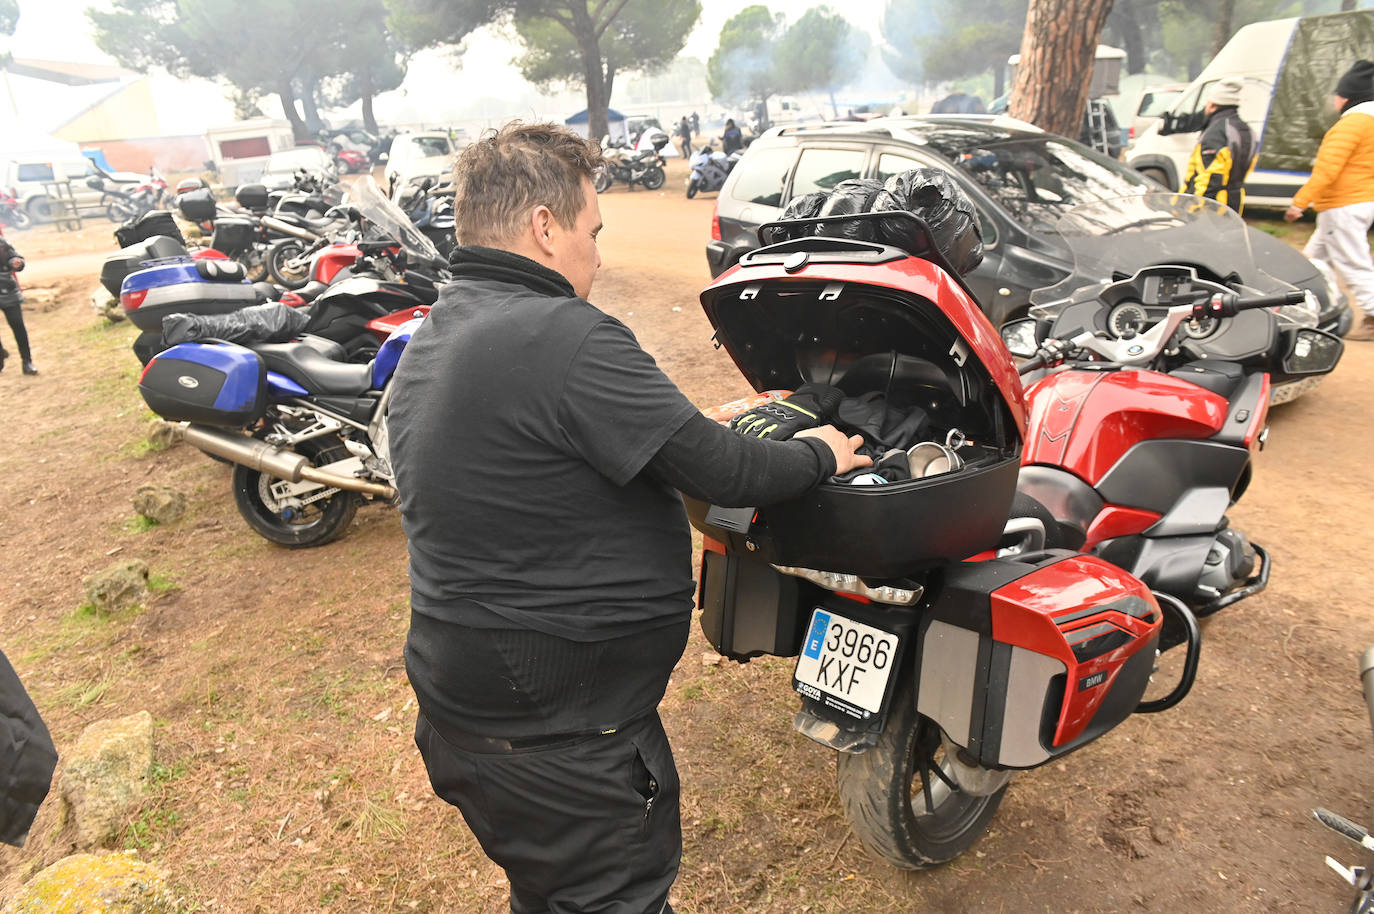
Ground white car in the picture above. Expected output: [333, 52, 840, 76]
[384, 132, 456, 196]
[259, 146, 339, 191]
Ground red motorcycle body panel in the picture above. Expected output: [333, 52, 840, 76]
[1022, 369, 1229, 485]
[989, 554, 1161, 749]
[1082, 505, 1164, 550]
[366, 305, 432, 342]
[705, 256, 1027, 436]
[312, 244, 361, 284]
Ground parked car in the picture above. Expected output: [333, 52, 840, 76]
[383, 132, 456, 196]
[705, 115, 1349, 333]
[259, 146, 339, 191]
[1127, 83, 1187, 149]
[3, 157, 148, 222]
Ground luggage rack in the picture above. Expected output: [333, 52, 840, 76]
[754, 211, 979, 302]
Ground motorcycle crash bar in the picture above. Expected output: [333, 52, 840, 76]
[180, 424, 396, 500]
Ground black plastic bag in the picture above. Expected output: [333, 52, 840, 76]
[871, 169, 983, 275]
[813, 178, 886, 242]
[114, 210, 184, 249]
[778, 191, 829, 237]
[162, 301, 310, 346]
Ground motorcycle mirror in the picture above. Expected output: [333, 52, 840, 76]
[1000, 318, 1040, 358]
[1282, 327, 1344, 376]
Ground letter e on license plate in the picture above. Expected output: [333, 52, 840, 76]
[793, 608, 898, 719]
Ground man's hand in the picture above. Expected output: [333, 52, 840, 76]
[1284, 203, 1304, 222]
[795, 426, 872, 474]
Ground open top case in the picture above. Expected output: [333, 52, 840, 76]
[686, 215, 1027, 579]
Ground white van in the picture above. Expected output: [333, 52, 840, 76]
[1128, 9, 1374, 209]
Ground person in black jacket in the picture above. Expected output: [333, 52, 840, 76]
[0, 228, 36, 374]
[388, 122, 869, 914]
[0, 649, 57, 847]
[1182, 77, 1256, 213]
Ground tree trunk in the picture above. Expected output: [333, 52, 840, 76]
[1108, 1, 1148, 75]
[360, 67, 378, 136]
[565, 5, 610, 142]
[277, 79, 308, 142]
[1008, 0, 1116, 139]
[1343, 0, 1356, 10]
[994, 65, 1006, 99]
[299, 77, 323, 135]
[1212, 0, 1235, 58]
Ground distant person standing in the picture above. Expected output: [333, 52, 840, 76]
[0, 228, 35, 375]
[1285, 60, 1374, 341]
[721, 119, 743, 155]
[1181, 78, 1256, 212]
[689, 112, 699, 135]
[675, 117, 692, 158]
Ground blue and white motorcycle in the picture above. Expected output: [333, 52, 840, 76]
[136, 318, 420, 547]
[686, 144, 743, 198]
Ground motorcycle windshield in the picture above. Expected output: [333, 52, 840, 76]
[348, 175, 443, 268]
[1028, 193, 1264, 314]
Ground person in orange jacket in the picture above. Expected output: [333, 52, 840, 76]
[1285, 60, 1374, 341]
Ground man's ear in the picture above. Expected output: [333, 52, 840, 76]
[531, 205, 557, 257]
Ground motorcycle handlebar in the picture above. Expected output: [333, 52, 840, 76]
[1193, 289, 1306, 320]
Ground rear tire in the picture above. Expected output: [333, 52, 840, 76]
[836, 673, 1007, 869]
[641, 167, 666, 190]
[686, 179, 699, 199]
[4, 209, 31, 230]
[1139, 167, 1171, 189]
[593, 171, 613, 194]
[26, 196, 56, 223]
[266, 239, 310, 289]
[230, 436, 359, 548]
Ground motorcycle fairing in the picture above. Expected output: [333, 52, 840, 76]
[1021, 369, 1229, 484]
[918, 551, 1161, 770]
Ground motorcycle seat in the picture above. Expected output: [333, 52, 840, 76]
[252, 340, 374, 395]
[293, 281, 329, 304]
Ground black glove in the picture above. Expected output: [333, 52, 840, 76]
[729, 383, 843, 441]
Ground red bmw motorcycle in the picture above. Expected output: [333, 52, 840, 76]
[1000, 196, 1343, 628]
[684, 193, 1342, 871]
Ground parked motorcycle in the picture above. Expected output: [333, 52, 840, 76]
[1001, 194, 1344, 622]
[594, 139, 667, 193]
[89, 170, 163, 223]
[0, 188, 32, 229]
[137, 315, 418, 546]
[686, 144, 742, 198]
[682, 188, 1342, 871]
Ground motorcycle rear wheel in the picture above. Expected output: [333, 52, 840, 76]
[231, 436, 359, 548]
[640, 167, 666, 191]
[266, 239, 310, 289]
[107, 201, 138, 223]
[593, 171, 613, 194]
[686, 178, 699, 199]
[836, 673, 1007, 869]
[3, 209, 31, 230]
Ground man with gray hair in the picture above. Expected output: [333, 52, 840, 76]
[387, 122, 868, 912]
[1181, 77, 1256, 212]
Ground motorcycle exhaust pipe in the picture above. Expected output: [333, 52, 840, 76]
[259, 215, 321, 243]
[181, 424, 396, 500]
[1361, 646, 1374, 737]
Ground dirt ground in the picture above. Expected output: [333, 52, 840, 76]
[1, 159, 1373, 913]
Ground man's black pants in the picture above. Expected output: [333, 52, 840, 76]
[416, 709, 680, 914]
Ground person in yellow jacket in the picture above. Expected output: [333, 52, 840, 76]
[1285, 60, 1374, 341]
[1182, 78, 1256, 212]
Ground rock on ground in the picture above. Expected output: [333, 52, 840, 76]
[83, 561, 149, 616]
[2, 851, 178, 913]
[132, 485, 186, 525]
[59, 711, 154, 849]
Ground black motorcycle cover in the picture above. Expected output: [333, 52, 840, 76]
[115, 210, 185, 249]
[161, 301, 310, 346]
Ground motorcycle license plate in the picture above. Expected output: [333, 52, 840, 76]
[793, 608, 901, 721]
